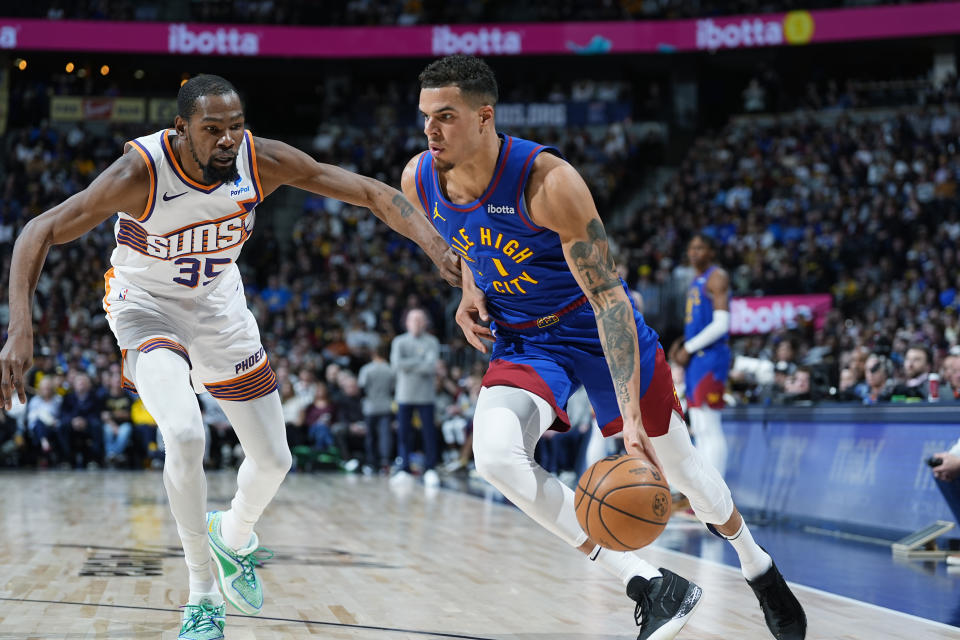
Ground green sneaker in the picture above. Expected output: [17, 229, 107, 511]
[178, 599, 225, 640]
[206, 511, 273, 615]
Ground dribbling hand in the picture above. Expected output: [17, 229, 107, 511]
[456, 290, 494, 354]
[0, 330, 32, 410]
[622, 421, 666, 480]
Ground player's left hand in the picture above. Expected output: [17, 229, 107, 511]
[622, 420, 665, 479]
[432, 246, 462, 287]
[456, 289, 494, 353]
[932, 452, 960, 482]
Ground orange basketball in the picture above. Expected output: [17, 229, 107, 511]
[575, 454, 671, 551]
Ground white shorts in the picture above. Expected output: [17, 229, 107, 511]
[103, 266, 277, 402]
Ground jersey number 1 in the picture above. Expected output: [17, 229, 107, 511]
[173, 257, 231, 288]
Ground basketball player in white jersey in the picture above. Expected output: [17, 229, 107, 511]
[0, 74, 459, 640]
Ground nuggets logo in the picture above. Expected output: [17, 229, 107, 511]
[653, 492, 668, 518]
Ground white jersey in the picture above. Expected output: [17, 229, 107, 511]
[107, 128, 262, 298]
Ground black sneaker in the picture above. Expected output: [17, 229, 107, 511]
[626, 569, 703, 640]
[747, 562, 807, 639]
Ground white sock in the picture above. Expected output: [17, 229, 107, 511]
[589, 545, 662, 585]
[221, 508, 255, 552]
[723, 521, 772, 580]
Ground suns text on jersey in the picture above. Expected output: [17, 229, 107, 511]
[145, 216, 248, 259]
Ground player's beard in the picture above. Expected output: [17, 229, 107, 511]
[434, 158, 454, 172]
[188, 138, 240, 185]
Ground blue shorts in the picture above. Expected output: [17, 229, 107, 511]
[485, 301, 682, 438]
[686, 347, 731, 409]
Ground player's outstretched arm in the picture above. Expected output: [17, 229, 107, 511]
[0, 149, 149, 409]
[256, 138, 460, 286]
[525, 154, 663, 472]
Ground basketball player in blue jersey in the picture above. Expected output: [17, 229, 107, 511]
[671, 234, 732, 478]
[402, 55, 806, 640]
[0, 75, 458, 640]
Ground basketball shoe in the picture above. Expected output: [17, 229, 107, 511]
[747, 561, 807, 639]
[627, 568, 703, 640]
[206, 511, 272, 615]
[178, 597, 225, 640]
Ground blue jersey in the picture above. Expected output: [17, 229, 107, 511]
[414, 134, 584, 327]
[415, 134, 674, 437]
[684, 265, 731, 407]
[685, 266, 727, 346]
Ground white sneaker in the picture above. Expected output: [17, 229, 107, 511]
[423, 469, 440, 488]
[389, 470, 414, 488]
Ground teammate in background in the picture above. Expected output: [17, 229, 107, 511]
[402, 55, 805, 640]
[671, 233, 731, 478]
[0, 74, 458, 640]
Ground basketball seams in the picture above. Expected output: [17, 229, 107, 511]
[576, 455, 671, 550]
[596, 497, 631, 551]
[598, 488, 672, 525]
[576, 456, 604, 539]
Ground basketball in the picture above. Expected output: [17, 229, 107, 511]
[575, 454, 671, 551]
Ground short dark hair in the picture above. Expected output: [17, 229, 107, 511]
[907, 344, 931, 365]
[418, 55, 498, 107]
[177, 74, 240, 120]
[691, 232, 717, 252]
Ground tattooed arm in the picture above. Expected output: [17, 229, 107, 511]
[525, 153, 662, 470]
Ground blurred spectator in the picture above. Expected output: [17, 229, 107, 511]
[890, 344, 933, 400]
[58, 372, 104, 468]
[199, 392, 240, 469]
[390, 307, 440, 487]
[301, 383, 336, 454]
[101, 374, 133, 468]
[26, 376, 61, 465]
[331, 372, 366, 469]
[941, 354, 960, 401]
[863, 353, 896, 404]
[280, 378, 308, 448]
[358, 345, 395, 474]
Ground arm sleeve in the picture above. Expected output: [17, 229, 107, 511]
[684, 309, 730, 353]
[949, 438, 960, 456]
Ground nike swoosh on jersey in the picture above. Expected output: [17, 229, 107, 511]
[162, 191, 188, 201]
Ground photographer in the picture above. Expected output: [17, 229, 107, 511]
[930, 443, 960, 529]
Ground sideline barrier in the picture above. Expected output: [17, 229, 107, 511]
[721, 404, 957, 538]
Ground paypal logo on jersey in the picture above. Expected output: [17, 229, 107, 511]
[487, 204, 516, 215]
[229, 181, 252, 198]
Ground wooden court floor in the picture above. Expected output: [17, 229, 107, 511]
[0, 471, 957, 640]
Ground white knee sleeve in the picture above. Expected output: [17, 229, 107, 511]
[472, 386, 588, 548]
[217, 390, 290, 550]
[653, 411, 733, 525]
[132, 349, 206, 487]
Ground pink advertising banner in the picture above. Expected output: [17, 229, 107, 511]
[0, 2, 958, 58]
[730, 294, 833, 335]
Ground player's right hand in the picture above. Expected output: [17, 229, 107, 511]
[0, 329, 32, 410]
[623, 420, 666, 479]
[456, 290, 494, 354]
